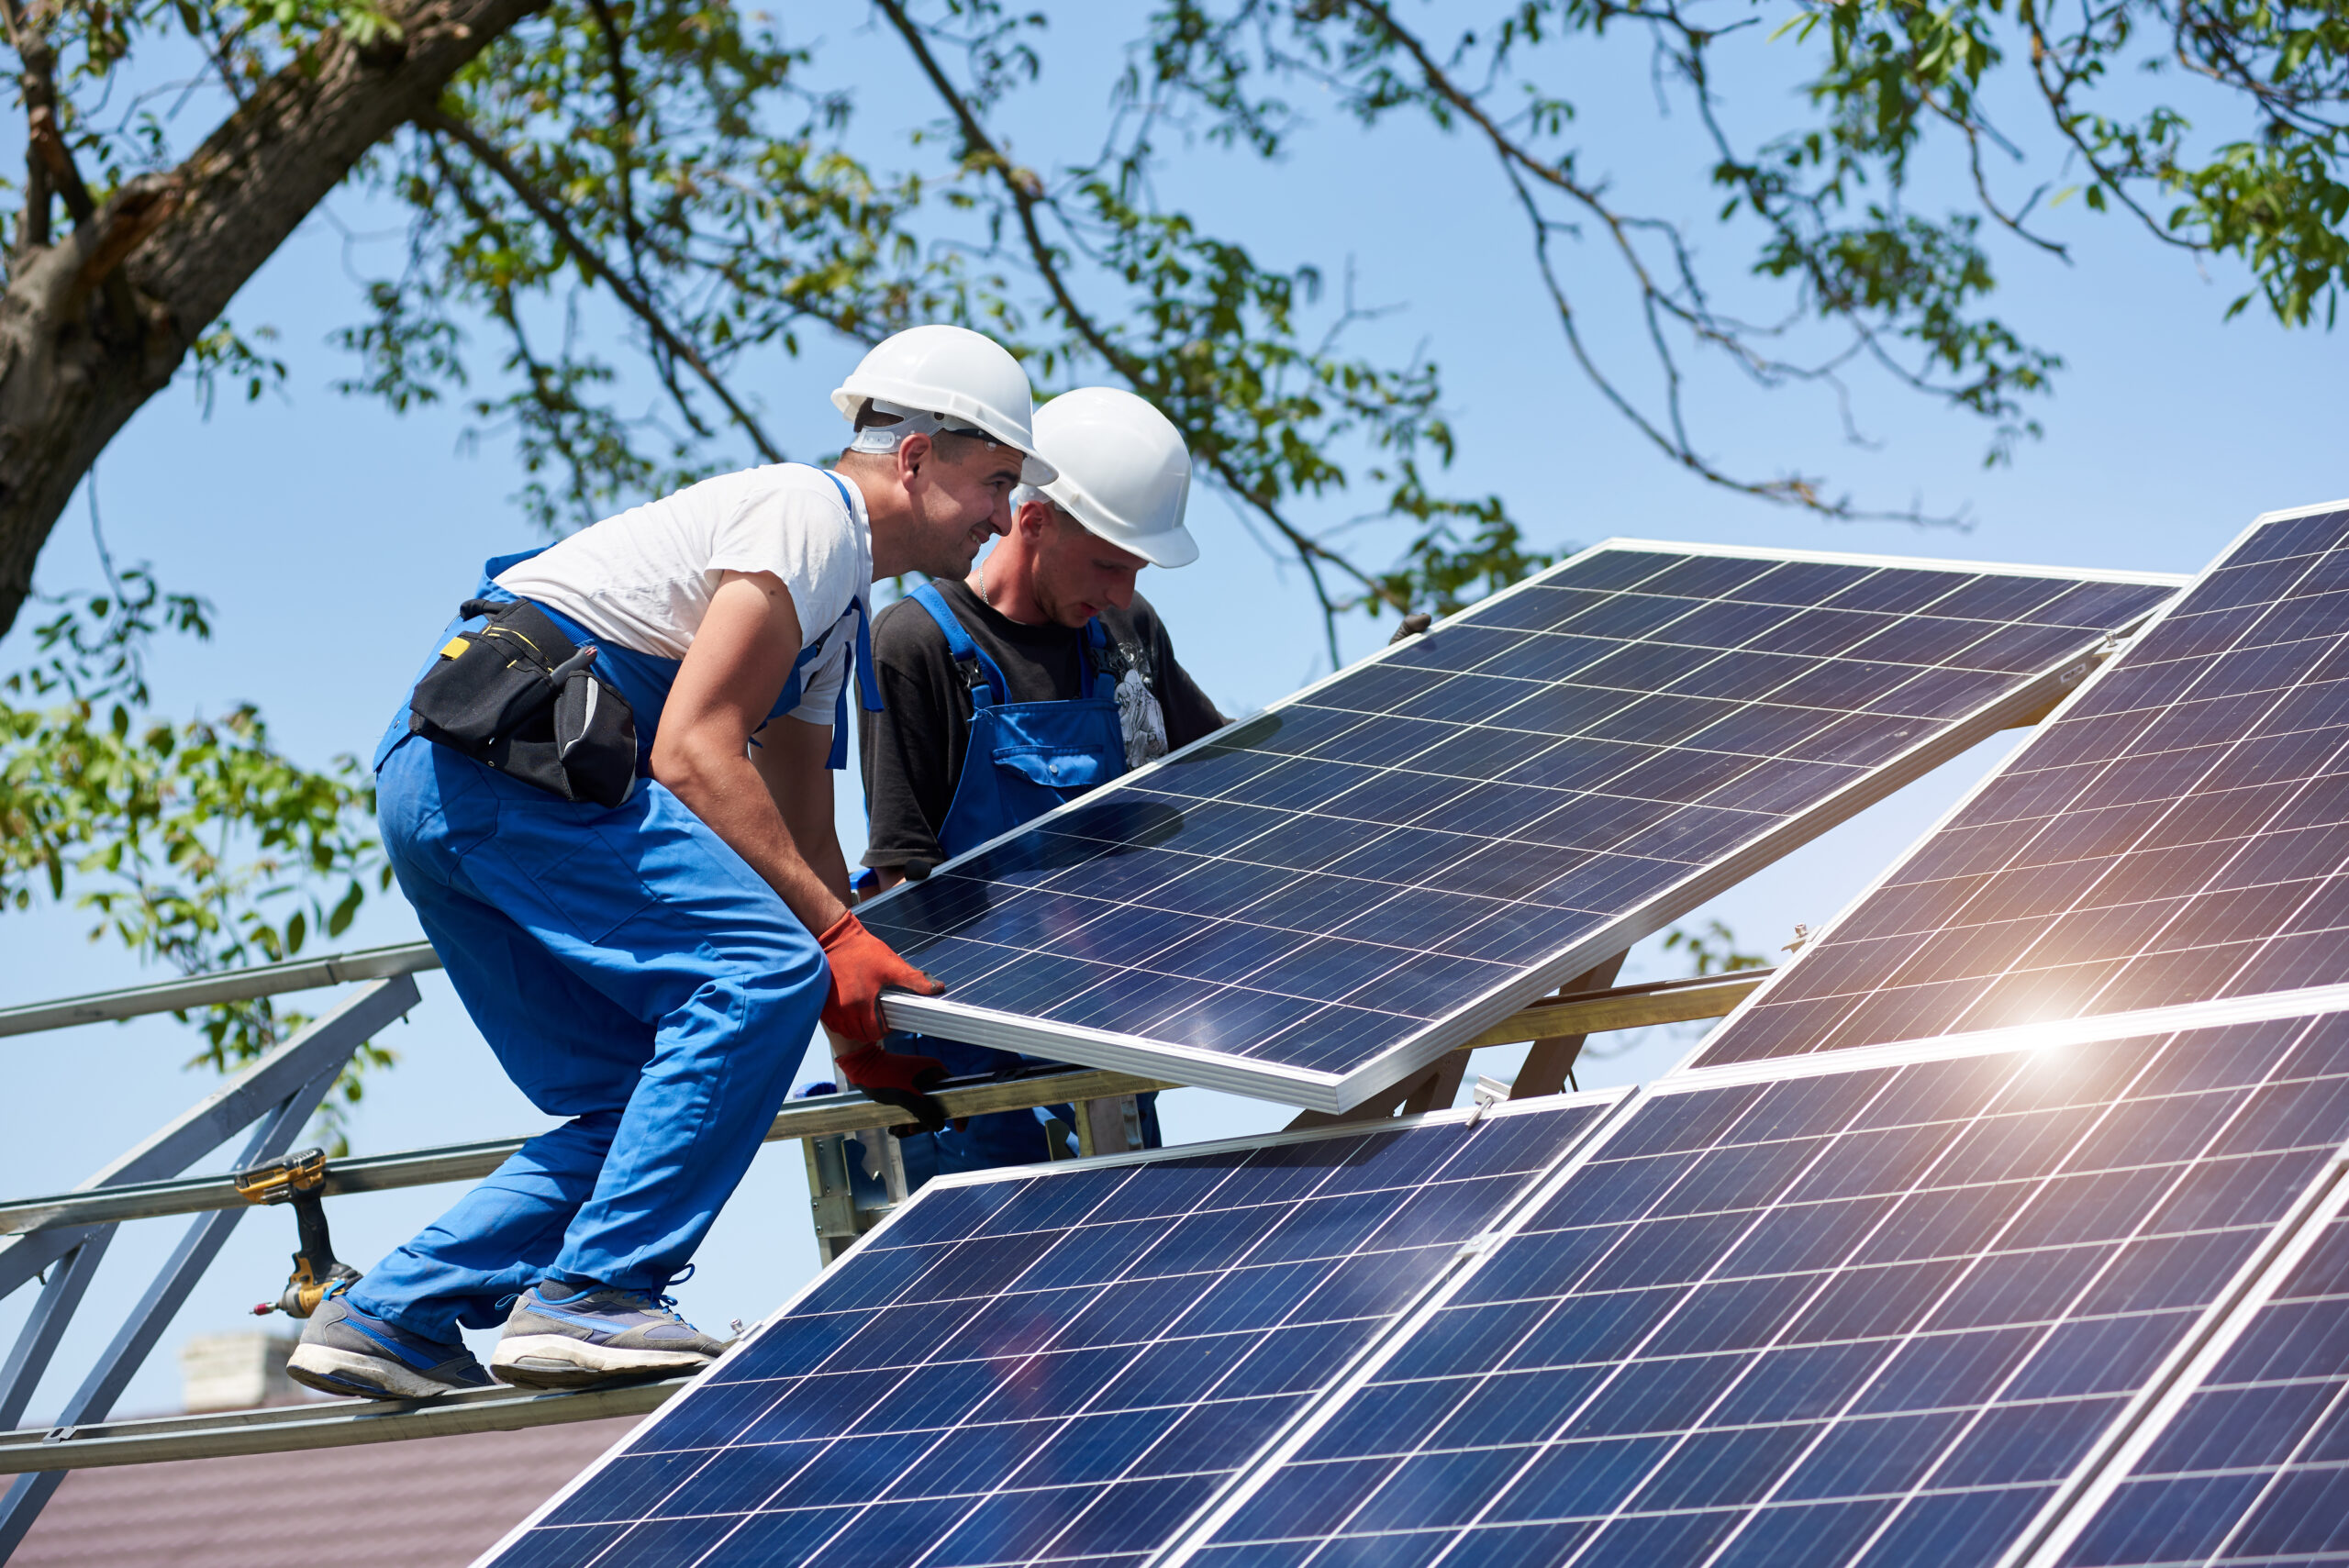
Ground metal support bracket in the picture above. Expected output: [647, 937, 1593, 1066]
[0, 975, 417, 1559]
[801, 1128, 912, 1268]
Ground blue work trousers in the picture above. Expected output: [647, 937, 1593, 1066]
[353, 733, 826, 1340]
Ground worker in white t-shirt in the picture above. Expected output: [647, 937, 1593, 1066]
[289, 326, 1052, 1402]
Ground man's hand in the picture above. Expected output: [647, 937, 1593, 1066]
[832, 1040, 951, 1134]
[818, 912, 945, 1042]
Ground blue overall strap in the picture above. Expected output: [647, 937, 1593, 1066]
[909, 583, 1013, 709]
[480, 546, 551, 590]
[810, 468, 885, 771]
[824, 596, 883, 770]
[1083, 618, 1115, 701]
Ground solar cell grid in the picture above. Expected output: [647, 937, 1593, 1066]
[2050, 1200, 2349, 1568]
[1174, 1009, 2349, 1568]
[866, 541, 2177, 1110]
[1698, 504, 2349, 1069]
[480, 1097, 1620, 1568]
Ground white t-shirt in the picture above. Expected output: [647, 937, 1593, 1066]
[495, 464, 872, 727]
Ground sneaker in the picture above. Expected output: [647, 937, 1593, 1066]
[286, 1287, 495, 1400]
[490, 1282, 732, 1390]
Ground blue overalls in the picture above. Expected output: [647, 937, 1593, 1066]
[355, 478, 882, 1342]
[881, 584, 1162, 1184]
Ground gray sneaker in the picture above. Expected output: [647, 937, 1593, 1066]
[286, 1286, 495, 1400]
[490, 1282, 732, 1389]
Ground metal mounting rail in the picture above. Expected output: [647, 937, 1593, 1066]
[0, 941, 440, 1039]
[0, 1375, 689, 1474]
[0, 1065, 1175, 1239]
[0, 970, 1770, 1241]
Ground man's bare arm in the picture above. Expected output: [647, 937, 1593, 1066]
[651, 570, 845, 936]
[751, 716, 852, 908]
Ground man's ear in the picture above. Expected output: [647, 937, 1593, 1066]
[1014, 498, 1053, 539]
[895, 431, 933, 484]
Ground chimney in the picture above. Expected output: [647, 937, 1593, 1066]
[177, 1330, 303, 1412]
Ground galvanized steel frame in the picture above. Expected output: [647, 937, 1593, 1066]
[0, 975, 419, 1559]
[0, 951, 1761, 1506]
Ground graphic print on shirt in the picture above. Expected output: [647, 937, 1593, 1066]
[1100, 636, 1168, 769]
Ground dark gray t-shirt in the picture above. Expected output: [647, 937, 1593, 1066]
[858, 579, 1225, 873]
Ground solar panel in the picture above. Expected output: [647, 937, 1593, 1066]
[1698, 502, 2349, 1069]
[1169, 1007, 2349, 1568]
[477, 1095, 1623, 1568]
[864, 541, 2180, 1111]
[2042, 1181, 2349, 1568]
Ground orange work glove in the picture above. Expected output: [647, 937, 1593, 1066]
[832, 1042, 951, 1134]
[818, 911, 944, 1044]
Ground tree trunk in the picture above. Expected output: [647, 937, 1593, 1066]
[0, 0, 544, 639]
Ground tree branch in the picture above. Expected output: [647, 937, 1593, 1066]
[874, 0, 1398, 666]
[418, 106, 784, 466]
[0, 0, 552, 640]
[1337, 0, 1963, 526]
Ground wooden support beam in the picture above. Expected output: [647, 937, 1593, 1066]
[1511, 954, 1627, 1100]
[1455, 971, 1767, 1054]
[1398, 1052, 1468, 1118]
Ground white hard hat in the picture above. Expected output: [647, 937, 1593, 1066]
[1030, 387, 1197, 568]
[831, 325, 1055, 485]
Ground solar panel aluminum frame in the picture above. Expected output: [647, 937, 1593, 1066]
[1675, 980, 2349, 1093]
[1153, 997, 2349, 1568]
[867, 538, 2188, 1114]
[2012, 1112, 2349, 1568]
[1670, 500, 2349, 1080]
[469, 1085, 1640, 1568]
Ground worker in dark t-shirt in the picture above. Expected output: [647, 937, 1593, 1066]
[855, 385, 1226, 1178]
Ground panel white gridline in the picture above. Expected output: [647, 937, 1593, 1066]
[1693, 500, 2349, 1072]
[472, 1093, 1631, 1568]
[2029, 1141, 2349, 1568]
[868, 539, 2181, 1112]
[1163, 1003, 2349, 1568]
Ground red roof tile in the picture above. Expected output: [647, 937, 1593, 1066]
[12, 1416, 638, 1568]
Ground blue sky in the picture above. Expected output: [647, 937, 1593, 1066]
[2, 1, 2343, 1423]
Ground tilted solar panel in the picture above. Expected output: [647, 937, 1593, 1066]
[2041, 1184, 2349, 1568]
[1699, 502, 2349, 1069]
[865, 540, 2179, 1111]
[476, 1097, 1621, 1568]
[1169, 1009, 2349, 1568]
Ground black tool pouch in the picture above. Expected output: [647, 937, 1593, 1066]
[408, 598, 639, 808]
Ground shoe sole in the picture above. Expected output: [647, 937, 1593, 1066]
[491, 1335, 717, 1390]
[287, 1344, 473, 1401]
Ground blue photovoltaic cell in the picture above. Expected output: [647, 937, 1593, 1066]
[1704, 506, 2349, 1068]
[865, 543, 2174, 1101]
[1187, 1010, 2349, 1568]
[2059, 1209, 2349, 1568]
[481, 1100, 1612, 1568]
